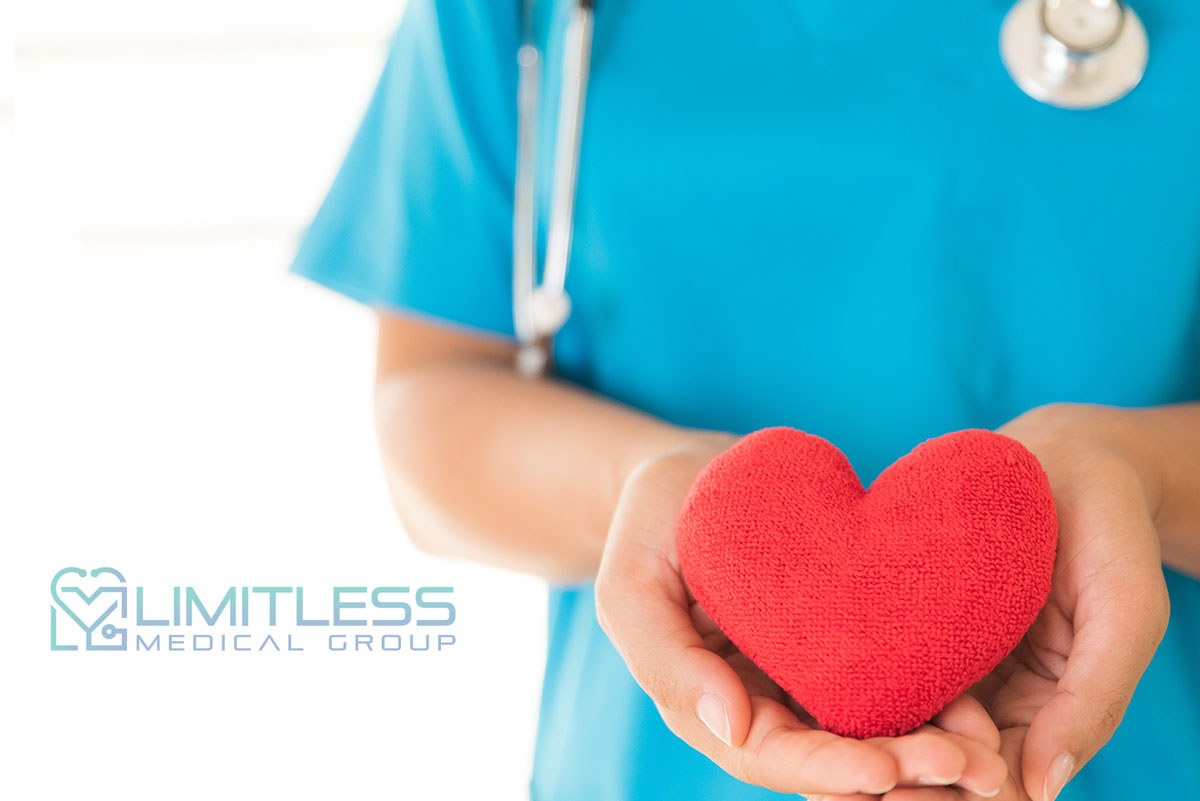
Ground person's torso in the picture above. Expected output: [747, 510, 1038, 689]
[527, 2, 1200, 798]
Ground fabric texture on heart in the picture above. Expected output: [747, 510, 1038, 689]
[676, 427, 1057, 739]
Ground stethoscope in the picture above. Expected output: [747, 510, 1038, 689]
[512, 0, 1149, 376]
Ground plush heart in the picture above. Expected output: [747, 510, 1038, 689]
[676, 427, 1057, 738]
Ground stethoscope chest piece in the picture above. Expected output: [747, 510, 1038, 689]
[1001, 0, 1147, 109]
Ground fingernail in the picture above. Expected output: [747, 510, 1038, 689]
[697, 693, 731, 746]
[960, 780, 1002, 798]
[917, 774, 962, 786]
[977, 788, 1002, 798]
[1044, 752, 1075, 801]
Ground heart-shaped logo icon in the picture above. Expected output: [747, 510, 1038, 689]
[50, 566, 128, 651]
[677, 427, 1057, 738]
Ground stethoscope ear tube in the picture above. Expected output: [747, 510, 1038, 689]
[513, 43, 540, 357]
[514, 2, 594, 378]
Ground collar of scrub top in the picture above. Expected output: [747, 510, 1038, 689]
[513, 0, 595, 378]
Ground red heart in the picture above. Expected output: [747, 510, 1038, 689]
[676, 427, 1057, 738]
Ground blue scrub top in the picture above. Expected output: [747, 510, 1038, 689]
[292, 2, 1200, 797]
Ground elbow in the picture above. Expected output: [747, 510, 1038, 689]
[381, 481, 448, 558]
[372, 372, 461, 558]
[371, 364, 597, 581]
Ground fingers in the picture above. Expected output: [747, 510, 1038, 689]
[937, 732, 1007, 797]
[854, 694, 1005, 798]
[871, 730, 966, 787]
[929, 696, 1008, 796]
[869, 727, 1005, 798]
[1021, 495, 1169, 801]
[736, 696, 898, 794]
[970, 726, 1033, 801]
[934, 694, 1002, 753]
[596, 517, 753, 748]
[596, 450, 753, 743]
[816, 695, 1006, 798]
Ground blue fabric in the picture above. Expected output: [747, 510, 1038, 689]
[291, 1, 1200, 798]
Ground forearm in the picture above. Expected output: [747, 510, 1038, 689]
[374, 357, 733, 581]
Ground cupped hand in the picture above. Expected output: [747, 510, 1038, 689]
[594, 440, 1008, 798]
[878, 404, 1171, 801]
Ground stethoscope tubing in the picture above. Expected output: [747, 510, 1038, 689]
[514, 2, 594, 376]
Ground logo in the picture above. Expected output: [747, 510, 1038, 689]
[50, 566, 129, 651]
[49, 567, 457, 654]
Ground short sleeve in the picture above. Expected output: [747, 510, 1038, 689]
[290, 0, 520, 339]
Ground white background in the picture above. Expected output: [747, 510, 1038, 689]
[1, 3, 549, 799]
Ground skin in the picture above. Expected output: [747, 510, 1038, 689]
[374, 312, 1200, 800]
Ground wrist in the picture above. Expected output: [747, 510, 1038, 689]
[607, 429, 737, 526]
[623, 428, 737, 487]
[1003, 402, 1163, 517]
[1094, 406, 1169, 528]
[1108, 404, 1200, 552]
[1027, 402, 1177, 525]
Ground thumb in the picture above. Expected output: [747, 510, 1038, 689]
[594, 448, 754, 748]
[1021, 556, 1169, 801]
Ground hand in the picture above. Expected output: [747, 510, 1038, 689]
[594, 440, 1009, 798]
[884, 404, 1170, 801]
